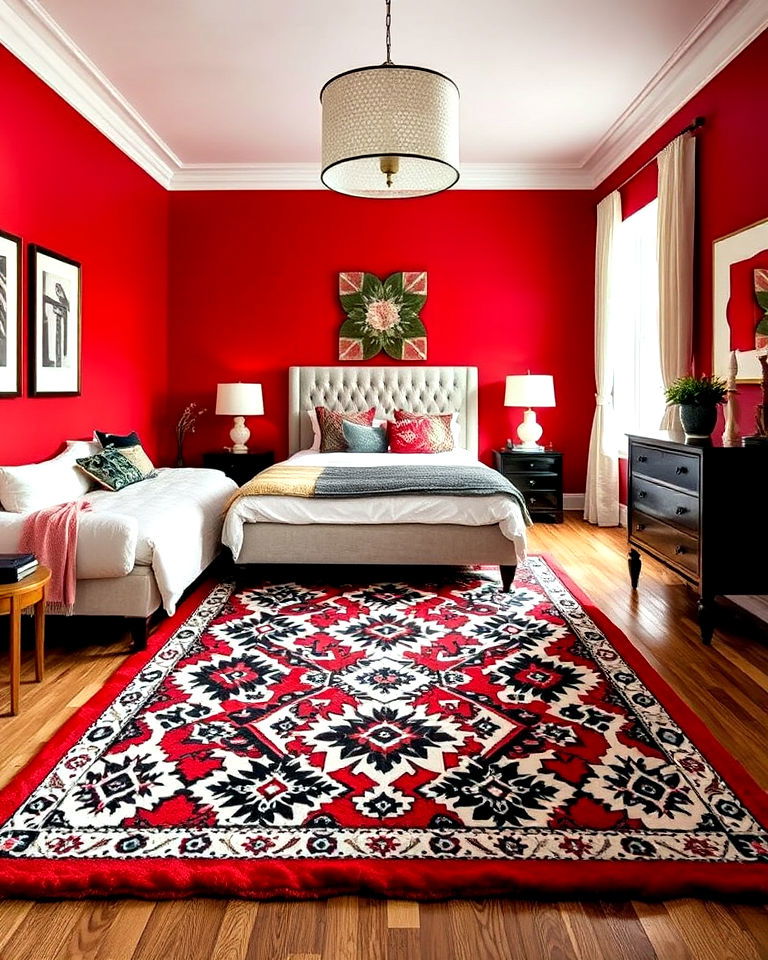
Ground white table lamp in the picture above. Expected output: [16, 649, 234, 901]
[215, 382, 264, 453]
[504, 374, 556, 451]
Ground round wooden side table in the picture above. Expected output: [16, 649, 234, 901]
[0, 566, 51, 716]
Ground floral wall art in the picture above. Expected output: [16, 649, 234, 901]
[338, 271, 427, 361]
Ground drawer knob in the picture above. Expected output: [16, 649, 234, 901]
[638, 455, 648, 463]
[638, 491, 647, 499]
[636, 523, 646, 531]
[529, 496, 538, 504]
[675, 506, 688, 515]
[675, 545, 686, 555]
[528, 479, 536, 486]
[675, 466, 688, 475]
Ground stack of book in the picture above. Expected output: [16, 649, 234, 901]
[0, 553, 39, 585]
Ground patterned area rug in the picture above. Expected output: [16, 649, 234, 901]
[1, 557, 766, 900]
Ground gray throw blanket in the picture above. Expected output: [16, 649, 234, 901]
[315, 465, 532, 523]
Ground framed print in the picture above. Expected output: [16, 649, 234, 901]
[29, 245, 81, 396]
[713, 216, 768, 384]
[0, 228, 22, 397]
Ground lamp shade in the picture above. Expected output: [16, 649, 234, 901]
[215, 383, 264, 416]
[504, 375, 556, 408]
[321, 65, 460, 199]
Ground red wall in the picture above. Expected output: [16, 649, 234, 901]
[0, 47, 169, 466]
[167, 191, 596, 490]
[598, 25, 768, 459]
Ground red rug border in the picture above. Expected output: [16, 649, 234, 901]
[0, 561, 766, 901]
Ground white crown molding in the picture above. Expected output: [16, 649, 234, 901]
[169, 161, 593, 191]
[0, 0, 180, 187]
[586, 0, 768, 188]
[3, 0, 767, 192]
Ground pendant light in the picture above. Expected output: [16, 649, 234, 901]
[320, 0, 460, 199]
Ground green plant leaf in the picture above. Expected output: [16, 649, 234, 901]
[756, 291, 768, 311]
[756, 317, 768, 336]
[361, 336, 381, 359]
[362, 273, 384, 301]
[339, 318, 369, 339]
[383, 273, 404, 299]
[340, 292, 364, 312]
[384, 339, 404, 360]
[397, 316, 427, 339]
[401, 292, 427, 312]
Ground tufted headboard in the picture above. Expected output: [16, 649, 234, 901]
[288, 366, 479, 457]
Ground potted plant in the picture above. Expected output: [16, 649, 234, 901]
[664, 375, 727, 440]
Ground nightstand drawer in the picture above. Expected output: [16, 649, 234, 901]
[504, 472, 559, 492]
[631, 443, 700, 493]
[632, 479, 699, 534]
[632, 512, 699, 579]
[522, 491, 560, 512]
[499, 455, 560, 473]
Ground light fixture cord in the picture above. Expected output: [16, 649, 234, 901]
[385, 0, 393, 64]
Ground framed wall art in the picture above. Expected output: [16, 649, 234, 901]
[0, 228, 22, 397]
[713, 216, 768, 383]
[338, 271, 428, 361]
[29, 245, 81, 396]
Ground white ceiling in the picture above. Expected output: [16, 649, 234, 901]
[2, 0, 767, 187]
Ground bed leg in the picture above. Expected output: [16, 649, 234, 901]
[500, 565, 517, 592]
[128, 616, 151, 652]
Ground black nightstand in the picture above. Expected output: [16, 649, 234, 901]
[493, 449, 563, 523]
[202, 450, 275, 487]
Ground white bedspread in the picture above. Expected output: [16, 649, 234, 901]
[0, 467, 236, 615]
[222, 449, 527, 562]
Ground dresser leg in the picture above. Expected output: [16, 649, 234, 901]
[628, 549, 642, 589]
[697, 598, 714, 646]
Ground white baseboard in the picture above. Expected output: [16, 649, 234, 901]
[563, 493, 585, 511]
[619, 503, 628, 527]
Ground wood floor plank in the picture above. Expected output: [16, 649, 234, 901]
[386, 900, 420, 929]
[210, 901, 260, 960]
[132, 900, 228, 960]
[322, 896, 358, 960]
[0, 901, 34, 954]
[245, 900, 325, 960]
[1, 902, 91, 960]
[577, 902, 656, 960]
[664, 899, 763, 960]
[356, 898, 387, 960]
[387, 927, 420, 960]
[632, 902, 693, 960]
[420, 900, 516, 960]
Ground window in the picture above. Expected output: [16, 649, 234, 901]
[611, 198, 665, 450]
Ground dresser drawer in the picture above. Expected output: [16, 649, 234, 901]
[504, 472, 559, 493]
[631, 479, 699, 534]
[632, 512, 699, 579]
[631, 443, 699, 493]
[499, 455, 560, 473]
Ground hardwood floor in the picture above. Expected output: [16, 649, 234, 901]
[0, 514, 767, 960]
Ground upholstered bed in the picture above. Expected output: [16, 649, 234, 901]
[222, 365, 526, 587]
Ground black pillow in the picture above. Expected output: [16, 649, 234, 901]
[95, 430, 141, 449]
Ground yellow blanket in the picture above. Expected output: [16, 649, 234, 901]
[225, 464, 323, 511]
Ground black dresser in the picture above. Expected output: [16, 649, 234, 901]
[627, 434, 768, 643]
[493, 449, 563, 523]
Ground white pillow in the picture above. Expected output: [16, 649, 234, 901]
[0, 443, 97, 513]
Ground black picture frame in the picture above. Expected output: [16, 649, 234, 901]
[29, 244, 82, 397]
[0, 228, 22, 398]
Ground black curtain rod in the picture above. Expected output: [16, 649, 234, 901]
[613, 116, 705, 193]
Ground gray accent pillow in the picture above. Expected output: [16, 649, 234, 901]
[342, 419, 388, 454]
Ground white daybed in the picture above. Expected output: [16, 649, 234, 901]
[223, 365, 526, 586]
[0, 446, 236, 647]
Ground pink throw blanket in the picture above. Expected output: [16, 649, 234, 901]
[19, 500, 91, 612]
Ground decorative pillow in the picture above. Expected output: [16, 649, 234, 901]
[94, 430, 141, 449]
[342, 419, 388, 453]
[388, 418, 449, 454]
[115, 444, 156, 478]
[76, 448, 144, 491]
[316, 406, 376, 453]
[392, 412, 454, 452]
[0, 442, 97, 513]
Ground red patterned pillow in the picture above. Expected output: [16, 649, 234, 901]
[392, 411, 454, 452]
[388, 418, 448, 454]
[316, 406, 376, 452]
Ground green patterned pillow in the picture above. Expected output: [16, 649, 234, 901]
[76, 448, 144, 491]
[342, 419, 388, 453]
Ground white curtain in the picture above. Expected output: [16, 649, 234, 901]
[584, 192, 621, 527]
[657, 134, 696, 429]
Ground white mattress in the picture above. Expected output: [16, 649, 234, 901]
[0, 467, 237, 615]
[222, 449, 528, 562]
